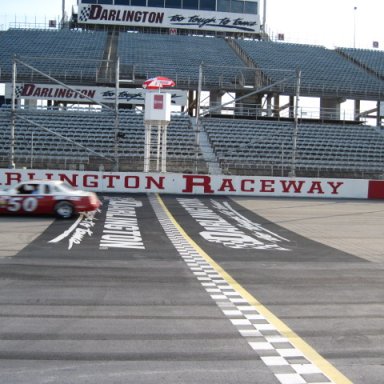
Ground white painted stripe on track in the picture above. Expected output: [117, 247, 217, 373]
[150, 194, 353, 384]
[48, 214, 85, 243]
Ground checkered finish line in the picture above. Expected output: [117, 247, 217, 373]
[150, 194, 340, 384]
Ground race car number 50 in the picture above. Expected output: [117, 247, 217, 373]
[7, 197, 39, 212]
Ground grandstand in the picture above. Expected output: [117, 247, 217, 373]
[0, 29, 108, 84]
[337, 48, 384, 79]
[0, 107, 206, 173]
[233, 40, 384, 99]
[204, 118, 384, 178]
[0, 1, 384, 178]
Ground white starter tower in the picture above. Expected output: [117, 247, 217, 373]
[143, 92, 171, 173]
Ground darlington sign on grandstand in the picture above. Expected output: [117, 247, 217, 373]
[78, 4, 260, 34]
[1, 169, 383, 199]
[5, 84, 188, 106]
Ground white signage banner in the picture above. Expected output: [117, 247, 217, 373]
[5, 83, 188, 106]
[78, 4, 260, 34]
[0, 169, 373, 199]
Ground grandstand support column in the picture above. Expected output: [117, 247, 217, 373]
[266, 94, 272, 117]
[156, 124, 161, 172]
[30, 132, 34, 169]
[196, 63, 203, 124]
[289, 68, 301, 178]
[354, 100, 361, 122]
[144, 124, 152, 173]
[10, 57, 17, 169]
[194, 63, 203, 171]
[161, 124, 168, 173]
[273, 93, 280, 118]
[210, 91, 224, 115]
[188, 91, 195, 116]
[320, 97, 343, 121]
[235, 92, 263, 117]
[267, 94, 281, 118]
[289, 96, 294, 118]
[113, 58, 120, 172]
[377, 101, 382, 127]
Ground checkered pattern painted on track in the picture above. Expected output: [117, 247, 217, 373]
[149, 194, 339, 384]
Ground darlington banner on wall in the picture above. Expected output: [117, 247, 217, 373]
[77, 4, 260, 34]
[5, 84, 188, 106]
[0, 169, 383, 199]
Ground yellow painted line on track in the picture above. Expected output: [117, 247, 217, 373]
[157, 194, 352, 384]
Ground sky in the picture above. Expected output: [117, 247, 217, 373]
[0, 0, 77, 29]
[266, 0, 384, 49]
[0, 0, 383, 49]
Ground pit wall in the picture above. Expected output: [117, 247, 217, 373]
[1, 169, 384, 199]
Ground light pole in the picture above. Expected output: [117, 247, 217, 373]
[263, 0, 267, 34]
[10, 56, 16, 169]
[353, 6, 357, 48]
[62, 0, 65, 28]
[290, 68, 301, 177]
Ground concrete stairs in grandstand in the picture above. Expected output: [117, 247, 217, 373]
[191, 117, 222, 175]
[98, 31, 119, 84]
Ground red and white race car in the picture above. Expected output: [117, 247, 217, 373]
[0, 180, 101, 219]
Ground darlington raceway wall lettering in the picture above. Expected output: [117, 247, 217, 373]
[181, 175, 345, 195]
[0, 169, 374, 198]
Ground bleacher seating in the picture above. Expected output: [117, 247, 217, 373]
[118, 33, 253, 87]
[1, 29, 384, 97]
[0, 29, 107, 83]
[337, 47, 384, 79]
[3, 106, 381, 177]
[203, 117, 384, 177]
[0, 107, 205, 172]
[235, 40, 384, 99]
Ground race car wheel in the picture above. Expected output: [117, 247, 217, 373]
[54, 201, 74, 219]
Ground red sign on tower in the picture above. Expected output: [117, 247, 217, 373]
[153, 94, 164, 110]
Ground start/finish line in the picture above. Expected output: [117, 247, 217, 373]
[0, 169, 383, 199]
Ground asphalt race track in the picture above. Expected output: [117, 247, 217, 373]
[0, 194, 383, 384]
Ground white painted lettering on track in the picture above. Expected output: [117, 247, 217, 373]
[99, 197, 144, 250]
[49, 210, 99, 250]
[177, 198, 290, 251]
[211, 200, 290, 244]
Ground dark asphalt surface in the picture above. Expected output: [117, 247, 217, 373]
[0, 194, 383, 383]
